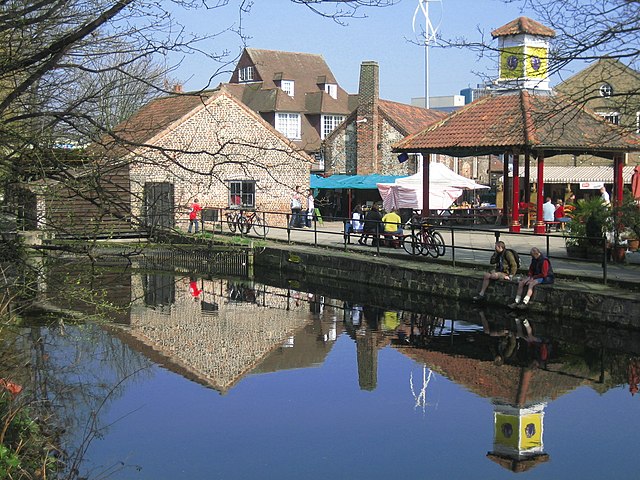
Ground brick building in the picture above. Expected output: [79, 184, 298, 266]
[36, 88, 312, 236]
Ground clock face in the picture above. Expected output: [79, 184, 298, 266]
[506, 55, 519, 71]
[530, 56, 541, 71]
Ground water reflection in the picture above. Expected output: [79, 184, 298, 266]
[9, 264, 640, 479]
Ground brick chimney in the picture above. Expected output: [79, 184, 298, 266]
[356, 61, 379, 175]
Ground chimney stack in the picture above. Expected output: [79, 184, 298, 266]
[357, 61, 379, 175]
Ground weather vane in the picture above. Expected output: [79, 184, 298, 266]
[412, 0, 443, 109]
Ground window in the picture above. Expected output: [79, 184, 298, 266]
[599, 112, 620, 125]
[275, 113, 301, 139]
[228, 180, 256, 209]
[599, 83, 613, 97]
[239, 66, 254, 82]
[324, 83, 337, 99]
[321, 115, 345, 139]
[281, 80, 294, 96]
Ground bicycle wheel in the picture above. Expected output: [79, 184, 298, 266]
[431, 231, 446, 257]
[420, 232, 437, 257]
[238, 216, 251, 234]
[226, 213, 238, 233]
[252, 216, 269, 236]
[402, 233, 423, 255]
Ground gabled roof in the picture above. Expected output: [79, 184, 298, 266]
[379, 99, 447, 135]
[491, 16, 556, 38]
[393, 90, 640, 158]
[230, 48, 350, 115]
[555, 57, 640, 92]
[96, 88, 312, 160]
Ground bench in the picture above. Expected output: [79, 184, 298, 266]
[544, 221, 561, 232]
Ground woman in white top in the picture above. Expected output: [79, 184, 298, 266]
[306, 190, 315, 228]
[352, 205, 363, 232]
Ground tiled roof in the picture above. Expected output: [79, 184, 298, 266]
[491, 16, 555, 38]
[379, 100, 447, 135]
[393, 90, 640, 157]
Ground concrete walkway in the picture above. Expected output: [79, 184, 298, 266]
[230, 220, 640, 288]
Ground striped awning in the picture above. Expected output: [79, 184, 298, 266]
[514, 165, 635, 184]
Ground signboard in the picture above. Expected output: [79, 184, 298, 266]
[580, 182, 604, 190]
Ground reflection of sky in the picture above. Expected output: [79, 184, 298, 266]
[75, 330, 640, 480]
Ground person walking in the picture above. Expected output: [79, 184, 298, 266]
[188, 198, 202, 233]
[305, 189, 315, 228]
[509, 247, 554, 310]
[290, 186, 303, 228]
[472, 241, 518, 302]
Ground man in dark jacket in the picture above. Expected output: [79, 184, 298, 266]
[473, 241, 518, 302]
[509, 247, 554, 309]
[360, 205, 382, 246]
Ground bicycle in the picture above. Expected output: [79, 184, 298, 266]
[225, 210, 241, 233]
[237, 210, 269, 236]
[402, 221, 446, 258]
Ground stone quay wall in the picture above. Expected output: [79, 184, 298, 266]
[254, 244, 640, 328]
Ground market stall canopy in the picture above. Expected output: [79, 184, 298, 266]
[376, 162, 489, 211]
[310, 174, 403, 190]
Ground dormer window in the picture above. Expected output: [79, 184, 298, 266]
[239, 66, 254, 82]
[281, 80, 294, 97]
[324, 83, 337, 99]
[599, 83, 613, 97]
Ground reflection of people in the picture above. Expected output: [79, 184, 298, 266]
[189, 277, 202, 299]
[509, 247, 554, 310]
[473, 241, 518, 302]
[188, 198, 202, 233]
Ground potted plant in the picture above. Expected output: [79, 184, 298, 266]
[563, 197, 611, 259]
[615, 193, 640, 252]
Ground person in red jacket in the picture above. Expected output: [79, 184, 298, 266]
[188, 198, 202, 233]
[509, 247, 554, 310]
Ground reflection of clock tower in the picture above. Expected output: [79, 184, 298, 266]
[487, 402, 550, 472]
[491, 16, 555, 92]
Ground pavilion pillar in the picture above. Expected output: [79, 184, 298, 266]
[614, 153, 624, 207]
[510, 151, 521, 233]
[534, 151, 546, 234]
[422, 153, 430, 217]
[523, 152, 531, 228]
[502, 154, 510, 226]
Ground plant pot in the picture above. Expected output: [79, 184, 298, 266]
[612, 245, 627, 263]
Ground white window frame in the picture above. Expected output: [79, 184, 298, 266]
[228, 180, 256, 209]
[281, 80, 294, 97]
[275, 113, 301, 140]
[321, 114, 345, 139]
[239, 66, 254, 82]
[636, 112, 640, 133]
[324, 83, 338, 99]
[598, 111, 620, 125]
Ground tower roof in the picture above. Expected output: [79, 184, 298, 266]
[491, 16, 556, 38]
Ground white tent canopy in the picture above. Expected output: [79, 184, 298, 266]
[376, 162, 490, 211]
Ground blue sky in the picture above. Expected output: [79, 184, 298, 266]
[170, 0, 570, 103]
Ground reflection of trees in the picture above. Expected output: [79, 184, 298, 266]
[23, 321, 154, 478]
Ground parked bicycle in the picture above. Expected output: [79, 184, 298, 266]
[402, 220, 446, 257]
[237, 210, 269, 236]
[225, 210, 242, 233]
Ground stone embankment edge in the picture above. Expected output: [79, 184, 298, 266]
[254, 244, 640, 328]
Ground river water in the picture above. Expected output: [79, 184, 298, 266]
[9, 266, 640, 480]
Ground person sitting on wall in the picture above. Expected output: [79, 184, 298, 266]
[509, 247, 554, 310]
[472, 241, 518, 302]
[361, 204, 382, 246]
[381, 208, 403, 248]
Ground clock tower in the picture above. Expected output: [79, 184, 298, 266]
[491, 17, 555, 92]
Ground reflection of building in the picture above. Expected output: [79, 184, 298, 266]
[117, 275, 342, 393]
